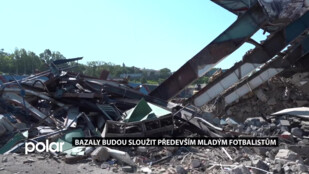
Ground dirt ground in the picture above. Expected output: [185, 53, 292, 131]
[0, 153, 119, 174]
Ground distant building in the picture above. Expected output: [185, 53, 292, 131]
[120, 73, 142, 79]
[145, 70, 160, 76]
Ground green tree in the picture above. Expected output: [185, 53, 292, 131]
[140, 76, 147, 84]
[159, 68, 171, 79]
[194, 76, 209, 85]
[39, 49, 52, 64]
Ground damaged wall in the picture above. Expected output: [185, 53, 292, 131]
[224, 73, 309, 122]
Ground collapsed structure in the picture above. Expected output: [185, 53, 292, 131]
[0, 0, 309, 173]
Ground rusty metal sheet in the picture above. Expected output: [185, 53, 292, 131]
[99, 70, 110, 80]
[2, 88, 67, 108]
[1, 92, 54, 125]
[103, 83, 168, 107]
[61, 92, 102, 99]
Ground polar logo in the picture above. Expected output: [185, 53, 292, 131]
[25, 140, 64, 154]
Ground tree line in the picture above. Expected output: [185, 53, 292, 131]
[0, 48, 177, 84]
[0, 48, 212, 85]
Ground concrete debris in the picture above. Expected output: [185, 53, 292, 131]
[140, 167, 152, 174]
[252, 159, 269, 174]
[176, 165, 187, 174]
[280, 120, 291, 126]
[275, 149, 300, 161]
[106, 147, 135, 166]
[0, 66, 304, 173]
[100, 162, 109, 169]
[258, 0, 308, 20]
[225, 76, 309, 122]
[191, 159, 201, 168]
[91, 146, 110, 163]
[0, 2, 309, 173]
[230, 165, 250, 174]
[267, 97, 277, 105]
[254, 89, 268, 102]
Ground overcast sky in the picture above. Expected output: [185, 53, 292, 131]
[1, 0, 266, 71]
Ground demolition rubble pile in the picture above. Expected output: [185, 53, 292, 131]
[224, 73, 309, 122]
[0, 60, 309, 174]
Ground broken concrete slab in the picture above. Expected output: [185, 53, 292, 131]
[267, 97, 277, 105]
[279, 120, 290, 126]
[254, 89, 268, 102]
[91, 146, 110, 163]
[275, 149, 301, 161]
[105, 147, 135, 166]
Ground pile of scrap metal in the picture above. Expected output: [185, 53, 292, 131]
[1, 60, 309, 173]
[0, 58, 223, 166]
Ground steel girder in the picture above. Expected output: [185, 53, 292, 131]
[186, 11, 309, 107]
[220, 35, 309, 106]
[150, 4, 267, 101]
[211, 0, 257, 15]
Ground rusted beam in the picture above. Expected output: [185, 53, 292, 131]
[221, 35, 309, 106]
[150, 4, 267, 101]
[61, 92, 102, 99]
[211, 0, 257, 15]
[187, 11, 309, 107]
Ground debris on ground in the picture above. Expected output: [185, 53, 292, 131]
[0, 57, 308, 174]
[1, 1, 309, 173]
